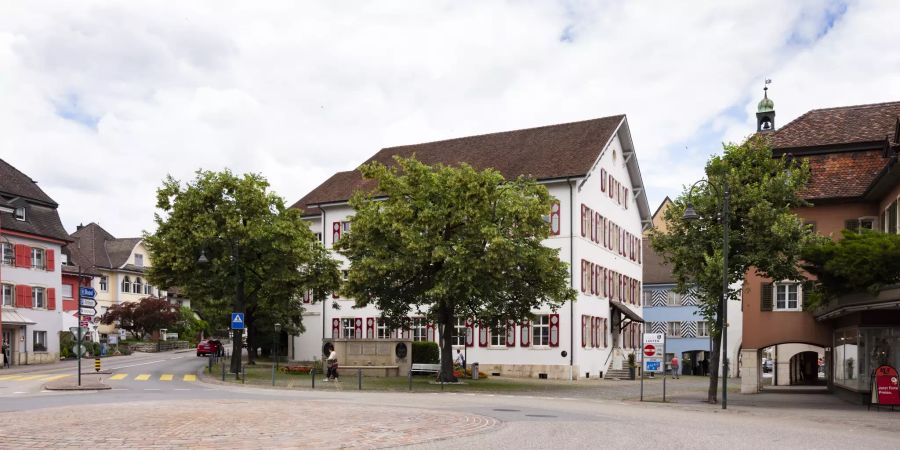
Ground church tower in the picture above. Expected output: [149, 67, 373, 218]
[756, 84, 775, 132]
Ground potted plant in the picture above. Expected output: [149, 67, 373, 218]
[627, 353, 637, 380]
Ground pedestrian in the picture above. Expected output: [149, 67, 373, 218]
[1, 341, 8, 368]
[454, 348, 466, 370]
[671, 355, 680, 379]
[326, 348, 339, 381]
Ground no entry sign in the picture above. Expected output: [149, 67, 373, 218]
[643, 344, 657, 357]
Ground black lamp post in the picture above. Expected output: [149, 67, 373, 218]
[197, 243, 244, 376]
[683, 178, 731, 410]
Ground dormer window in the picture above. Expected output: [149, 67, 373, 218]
[135, 254, 143, 267]
[14, 207, 25, 221]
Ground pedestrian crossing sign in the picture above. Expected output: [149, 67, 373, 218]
[231, 312, 245, 330]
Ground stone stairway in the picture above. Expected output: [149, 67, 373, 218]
[604, 368, 631, 380]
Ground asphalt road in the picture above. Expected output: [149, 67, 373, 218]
[1, 353, 898, 448]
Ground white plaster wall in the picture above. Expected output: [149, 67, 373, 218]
[775, 343, 823, 386]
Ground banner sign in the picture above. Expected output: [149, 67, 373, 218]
[872, 365, 900, 406]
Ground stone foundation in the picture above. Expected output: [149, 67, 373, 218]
[740, 348, 759, 393]
[478, 363, 579, 380]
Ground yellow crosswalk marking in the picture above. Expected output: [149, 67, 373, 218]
[135, 374, 151, 381]
[183, 374, 197, 382]
[0, 374, 25, 381]
[17, 374, 47, 380]
[160, 374, 173, 381]
[40, 374, 70, 381]
[109, 373, 128, 380]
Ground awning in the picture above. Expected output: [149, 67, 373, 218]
[1, 309, 37, 325]
[610, 301, 644, 323]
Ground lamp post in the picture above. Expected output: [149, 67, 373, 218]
[683, 178, 731, 410]
[197, 242, 244, 376]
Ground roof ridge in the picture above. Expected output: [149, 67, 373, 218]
[807, 100, 900, 113]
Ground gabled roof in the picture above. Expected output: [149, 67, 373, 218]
[0, 158, 57, 206]
[293, 115, 651, 225]
[642, 238, 674, 285]
[67, 222, 141, 270]
[0, 158, 70, 242]
[771, 101, 900, 150]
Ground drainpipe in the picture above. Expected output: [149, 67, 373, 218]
[568, 178, 575, 375]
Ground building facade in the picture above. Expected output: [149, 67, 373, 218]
[289, 116, 651, 379]
[741, 95, 900, 402]
[1, 158, 71, 366]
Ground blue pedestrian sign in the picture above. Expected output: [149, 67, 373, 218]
[231, 313, 245, 330]
[79, 287, 96, 298]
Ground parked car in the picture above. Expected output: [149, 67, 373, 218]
[197, 339, 224, 357]
[762, 358, 773, 373]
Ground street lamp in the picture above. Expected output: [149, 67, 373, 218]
[272, 322, 281, 386]
[683, 178, 731, 410]
[197, 241, 244, 377]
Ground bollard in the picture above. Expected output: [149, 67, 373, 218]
[408, 369, 413, 391]
[208, 355, 213, 373]
[272, 360, 276, 386]
[94, 358, 101, 373]
[242, 365, 246, 384]
[221, 361, 225, 381]
[358, 368, 362, 390]
[311, 365, 316, 389]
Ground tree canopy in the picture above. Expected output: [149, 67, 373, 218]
[100, 297, 179, 341]
[649, 135, 815, 403]
[145, 169, 341, 371]
[336, 157, 576, 381]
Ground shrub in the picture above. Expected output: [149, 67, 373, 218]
[59, 331, 75, 359]
[412, 341, 439, 364]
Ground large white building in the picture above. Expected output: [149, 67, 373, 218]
[1, 158, 70, 366]
[289, 116, 651, 379]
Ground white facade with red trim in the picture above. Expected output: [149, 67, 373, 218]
[289, 121, 649, 379]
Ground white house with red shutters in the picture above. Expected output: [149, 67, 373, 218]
[289, 116, 650, 379]
[1, 158, 70, 366]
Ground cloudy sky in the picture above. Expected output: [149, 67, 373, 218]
[2, 1, 899, 237]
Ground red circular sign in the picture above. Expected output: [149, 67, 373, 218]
[643, 344, 656, 357]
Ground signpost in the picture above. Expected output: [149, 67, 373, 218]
[76, 279, 97, 387]
[79, 307, 96, 316]
[641, 332, 667, 402]
[79, 298, 97, 308]
[231, 313, 245, 330]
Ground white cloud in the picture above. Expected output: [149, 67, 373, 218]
[1, 0, 898, 237]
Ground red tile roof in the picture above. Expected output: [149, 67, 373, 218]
[771, 101, 900, 150]
[799, 150, 889, 200]
[292, 116, 626, 215]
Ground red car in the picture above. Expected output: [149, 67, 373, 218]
[196, 339, 223, 357]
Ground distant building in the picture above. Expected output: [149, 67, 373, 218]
[1, 158, 70, 366]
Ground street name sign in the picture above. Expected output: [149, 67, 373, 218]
[79, 307, 96, 316]
[644, 358, 663, 373]
[79, 298, 97, 308]
[79, 287, 96, 298]
[643, 344, 657, 357]
[644, 333, 665, 345]
[231, 312, 245, 330]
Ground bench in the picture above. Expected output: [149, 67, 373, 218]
[410, 363, 441, 375]
[339, 365, 400, 377]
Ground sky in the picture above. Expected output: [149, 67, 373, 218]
[2, 0, 899, 237]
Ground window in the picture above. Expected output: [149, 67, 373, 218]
[411, 318, 427, 342]
[490, 323, 507, 347]
[134, 254, 143, 267]
[889, 200, 898, 234]
[62, 284, 73, 299]
[144, 283, 152, 295]
[1, 242, 12, 266]
[33, 331, 47, 352]
[99, 276, 108, 292]
[667, 291, 681, 306]
[31, 247, 45, 269]
[697, 321, 710, 337]
[1, 284, 12, 307]
[314, 232, 323, 244]
[774, 283, 801, 311]
[643, 290, 652, 307]
[33, 287, 45, 308]
[532, 315, 550, 346]
[452, 317, 466, 346]
[342, 221, 351, 233]
[61, 253, 68, 265]
[859, 217, 876, 231]
[342, 318, 356, 339]
[666, 321, 682, 338]
[376, 319, 390, 339]
[15, 207, 25, 221]
[133, 277, 143, 294]
[122, 276, 131, 293]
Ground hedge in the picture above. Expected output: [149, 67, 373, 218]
[412, 341, 440, 364]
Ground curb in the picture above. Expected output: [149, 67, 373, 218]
[44, 382, 112, 391]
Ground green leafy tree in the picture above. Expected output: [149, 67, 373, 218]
[145, 170, 341, 373]
[336, 157, 576, 382]
[100, 297, 179, 340]
[801, 230, 900, 308]
[172, 306, 209, 342]
[649, 136, 814, 404]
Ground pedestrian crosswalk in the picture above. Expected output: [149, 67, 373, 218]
[0, 373, 199, 382]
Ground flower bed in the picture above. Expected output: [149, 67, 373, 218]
[280, 365, 313, 374]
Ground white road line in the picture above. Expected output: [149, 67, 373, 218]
[174, 388, 191, 391]
[13, 391, 27, 394]
[111, 388, 129, 391]
[143, 388, 161, 391]
[107, 360, 167, 370]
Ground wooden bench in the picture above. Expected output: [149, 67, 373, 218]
[410, 363, 441, 375]
[339, 365, 400, 377]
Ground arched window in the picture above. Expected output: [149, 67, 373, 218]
[122, 276, 131, 293]
[133, 277, 143, 294]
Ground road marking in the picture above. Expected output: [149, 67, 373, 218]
[183, 374, 197, 382]
[135, 374, 151, 381]
[111, 388, 128, 391]
[107, 360, 166, 370]
[174, 388, 191, 391]
[0, 375, 25, 381]
[160, 374, 174, 381]
[143, 388, 161, 391]
[17, 374, 47, 381]
[40, 375, 70, 381]
[109, 374, 128, 380]
[13, 391, 27, 394]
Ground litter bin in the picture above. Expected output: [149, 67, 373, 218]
[471, 362, 479, 380]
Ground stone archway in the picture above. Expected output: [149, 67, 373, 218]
[789, 351, 822, 385]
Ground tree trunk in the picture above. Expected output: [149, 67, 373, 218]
[230, 329, 243, 374]
[246, 312, 257, 365]
[438, 305, 458, 382]
[707, 332, 722, 404]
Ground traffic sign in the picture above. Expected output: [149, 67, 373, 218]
[231, 312, 245, 330]
[69, 327, 88, 335]
[79, 298, 97, 308]
[643, 344, 657, 357]
[79, 307, 96, 316]
[644, 333, 665, 345]
[644, 358, 662, 373]
[79, 287, 96, 298]
[72, 344, 87, 356]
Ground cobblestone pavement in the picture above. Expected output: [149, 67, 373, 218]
[0, 399, 499, 449]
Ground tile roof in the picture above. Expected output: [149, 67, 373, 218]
[67, 223, 141, 270]
[0, 159, 69, 241]
[292, 116, 626, 215]
[0, 158, 57, 206]
[799, 150, 889, 200]
[771, 101, 900, 150]
[642, 239, 674, 285]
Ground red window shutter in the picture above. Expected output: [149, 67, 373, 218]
[603, 319, 608, 347]
[506, 320, 516, 347]
[24, 286, 33, 308]
[426, 323, 435, 342]
[549, 314, 560, 347]
[601, 169, 607, 192]
[580, 260, 587, 293]
[466, 319, 475, 347]
[581, 315, 587, 348]
[580, 205, 587, 238]
[593, 213, 600, 243]
[332, 318, 340, 338]
[608, 175, 614, 198]
[478, 322, 488, 347]
[590, 210, 596, 243]
[354, 318, 363, 338]
[520, 320, 530, 347]
[624, 188, 629, 209]
[15, 285, 26, 307]
[638, 238, 642, 264]
[15, 244, 30, 268]
[332, 221, 341, 244]
[47, 288, 56, 310]
[603, 218, 608, 248]
[45, 249, 55, 271]
[550, 200, 561, 236]
[366, 318, 375, 339]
